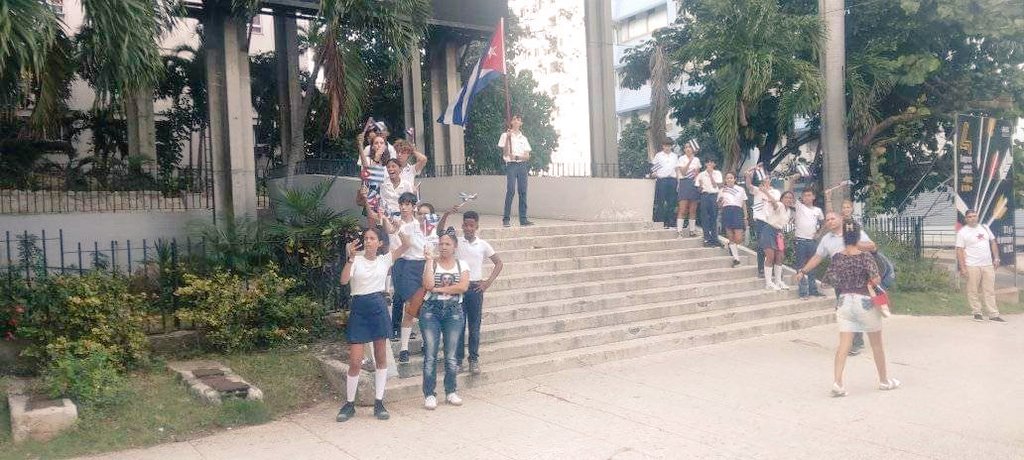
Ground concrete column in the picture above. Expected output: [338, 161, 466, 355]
[444, 42, 465, 168]
[584, 0, 618, 177]
[275, 14, 305, 171]
[205, 12, 257, 222]
[402, 46, 426, 153]
[429, 44, 449, 172]
[819, 0, 850, 211]
[125, 88, 156, 160]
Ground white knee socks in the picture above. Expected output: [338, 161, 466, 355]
[728, 243, 739, 260]
[676, 218, 684, 230]
[375, 368, 387, 400]
[400, 327, 412, 352]
[774, 265, 784, 285]
[346, 373, 359, 403]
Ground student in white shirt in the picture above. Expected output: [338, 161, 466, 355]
[393, 139, 427, 189]
[337, 219, 410, 423]
[498, 114, 533, 227]
[744, 164, 769, 278]
[695, 157, 724, 246]
[955, 209, 1005, 322]
[649, 138, 679, 229]
[754, 182, 794, 291]
[675, 140, 702, 237]
[793, 188, 825, 298]
[718, 171, 748, 266]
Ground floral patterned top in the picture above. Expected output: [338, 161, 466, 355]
[825, 251, 879, 296]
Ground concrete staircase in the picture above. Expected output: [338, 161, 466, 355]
[319, 221, 835, 404]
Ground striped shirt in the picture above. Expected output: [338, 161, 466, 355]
[719, 185, 748, 208]
[676, 156, 701, 179]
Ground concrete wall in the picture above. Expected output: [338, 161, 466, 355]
[269, 174, 655, 222]
[1, 209, 213, 258]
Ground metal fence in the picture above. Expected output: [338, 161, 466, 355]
[0, 162, 215, 214]
[1, 229, 347, 335]
[863, 216, 924, 259]
[272, 160, 624, 179]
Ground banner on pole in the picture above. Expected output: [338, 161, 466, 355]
[953, 114, 1016, 266]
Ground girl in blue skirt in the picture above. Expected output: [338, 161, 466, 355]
[718, 171, 748, 266]
[336, 218, 410, 422]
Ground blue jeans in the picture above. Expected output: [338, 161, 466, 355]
[457, 284, 483, 364]
[795, 238, 819, 296]
[503, 162, 529, 222]
[419, 298, 465, 397]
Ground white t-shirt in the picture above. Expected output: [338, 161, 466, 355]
[349, 253, 393, 296]
[676, 156, 701, 179]
[955, 225, 995, 267]
[398, 219, 427, 260]
[754, 188, 784, 228]
[400, 163, 419, 186]
[458, 237, 496, 281]
[719, 185, 747, 208]
[650, 151, 678, 179]
[793, 202, 824, 239]
[816, 230, 872, 258]
[751, 189, 766, 222]
[380, 178, 413, 216]
[696, 170, 723, 194]
[498, 132, 531, 162]
[426, 259, 470, 302]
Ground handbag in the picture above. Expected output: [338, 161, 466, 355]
[867, 283, 891, 318]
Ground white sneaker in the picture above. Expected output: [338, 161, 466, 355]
[446, 393, 463, 406]
[776, 281, 791, 290]
[765, 281, 780, 291]
[424, 395, 437, 410]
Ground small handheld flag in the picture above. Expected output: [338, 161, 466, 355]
[796, 164, 811, 178]
[438, 20, 506, 126]
[363, 165, 386, 188]
[422, 213, 440, 236]
[405, 127, 416, 145]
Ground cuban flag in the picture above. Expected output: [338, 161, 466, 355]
[360, 164, 386, 188]
[437, 19, 506, 126]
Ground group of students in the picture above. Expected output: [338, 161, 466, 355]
[336, 122, 505, 422]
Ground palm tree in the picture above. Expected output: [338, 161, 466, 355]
[671, 0, 823, 171]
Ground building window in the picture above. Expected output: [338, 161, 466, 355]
[46, 0, 64, 17]
[615, 6, 669, 43]
[250, 15, 262, 35]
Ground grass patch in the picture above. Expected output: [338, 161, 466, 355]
[891, 289, 1024, 316]
[0, 347, 333, 460]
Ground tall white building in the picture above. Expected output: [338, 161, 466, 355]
[612, 0, 687, 139]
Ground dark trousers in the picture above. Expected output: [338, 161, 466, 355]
[653, 177, 677, 225]
[795, 238, 820, 296]
[700, 193, 719, 244]
[754, 220, 766, 275]
[503, 162, 529, 222]
[457, 282, 483, 364]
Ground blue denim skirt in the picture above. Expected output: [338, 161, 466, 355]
[347, 292, 391, 343]
[722, 206, 745, 230]
[677, 178, 699, 201]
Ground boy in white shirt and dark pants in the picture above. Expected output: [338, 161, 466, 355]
[955, 209, 1006, 323]
[695, 157, 723, 246]
[650, 139, 679, 228]
[794, 188, 825, 299]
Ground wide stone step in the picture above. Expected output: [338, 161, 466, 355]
[487, 255, 746, 293]
[393, 297, 832, 378]
[489, 229, 679, 251]
[495, 236, 704, 263]
[481, 278, 770, 336]
[318, 309, 835, 405]
[478, 221, 650, 240]
[496, 245, 730, 275]
[486, 264, 758, 308]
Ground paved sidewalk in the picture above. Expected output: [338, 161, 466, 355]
[82, 315, 1024, 460]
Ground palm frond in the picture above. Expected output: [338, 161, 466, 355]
[27, 30, 75, 138]
[79, 0, 165, 104]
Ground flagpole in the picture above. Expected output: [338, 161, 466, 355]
[500, 17, 512, 133]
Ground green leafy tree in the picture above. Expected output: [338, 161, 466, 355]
[618, 116, 650, 179]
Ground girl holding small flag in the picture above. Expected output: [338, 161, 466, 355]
[754, 182, 795, 291]
[718, 171, 748, 266]
[675, 139, 702, 237]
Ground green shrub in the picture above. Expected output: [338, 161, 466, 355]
[174, 266, 325, 353]
[43, 340, 129, 410]
[871, 232, 954, 293]
[17, 273, 151, 368]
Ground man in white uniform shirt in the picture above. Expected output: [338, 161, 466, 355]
[649, 138, 679, 229]
[793, 188, 825, 298]
[955, 209, 1005, 323]
[695, 157, 723, 246]
[498, 114, 533, 227]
